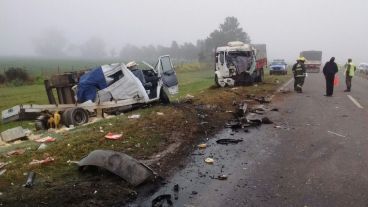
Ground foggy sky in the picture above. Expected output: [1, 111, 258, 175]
[1, 0, 367, 63]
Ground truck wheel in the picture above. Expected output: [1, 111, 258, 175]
[159, 88, 170, 104]
[214, 74, 221, 87]
[64, 108, 89, 127]
[35, 115, 49, 131]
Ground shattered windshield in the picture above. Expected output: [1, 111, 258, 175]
[227, 52, 253, 73]
[160, 56, 174, 74]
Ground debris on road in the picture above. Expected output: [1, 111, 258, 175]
[261, 117, 273, 124]
[173, 184, 179, 200]
[78, 150, 155, 186]
[128, 114, 141, 119]
[217, 174, 228, 180]
[197, 143, 207, 149]
[23, 172, 36, 188]
[6, 149, 26, 156]
[0, 169, 6, 176]
[35, 136, 56, 143]
[216, 139, 243, 145]
[151, 194, 173, 207]
[156, 112, 164, 116]
[105, 132, 123, 140]
[327, 131, 346, 138]
[204, 158, 214, 164]
[1, 126, 27, 142]
[0, 162, 8, 169]
[29, 157, 54, 165]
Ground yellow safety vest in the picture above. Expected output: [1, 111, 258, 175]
[345, 63, 356, 77]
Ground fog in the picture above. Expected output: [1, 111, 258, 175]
[1, 0, 367, 63]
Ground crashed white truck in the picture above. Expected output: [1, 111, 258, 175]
[1, 55, 178, 130]
[214, 41, 267, 87]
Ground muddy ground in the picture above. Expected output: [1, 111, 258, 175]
[0, 79, 288, 206]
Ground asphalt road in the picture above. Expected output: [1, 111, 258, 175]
[133, 72, 368, 207]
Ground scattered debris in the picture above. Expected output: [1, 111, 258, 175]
[216, 139, 243, 145]
[197, 143, 207, 149]
[23, 172, 36, 188]
[191, 191, 198, 195]
[105, 132, 123, 140]
[271, 108, 279, 112]
[78, 150, 155, 186]
[0, 169, 6, 176]
[225, 120, 242, 129]
[29, 157, 55, 165]
[37, 143, 47, 150]
[261, 117, 273, 124]
[156, 112, 164, 116]
[128, 114, 141, 119]
[35, 136, 56, 143]
[217, 174, 228, 180]
[204, 158, 214, 164]
[151, 194, 173, 207]
[173, 184, 179, 200]
[0, 162, 8, 169]
[236, 102, 248, 116]
[254, 96, 272, 104]
[0, 126, 27, 142]
[6, 149, 26, 156]
[327, 131, 346, 138]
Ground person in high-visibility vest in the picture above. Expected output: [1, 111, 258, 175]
[292, 56, 306, 93]
[344, 58, 357, 92]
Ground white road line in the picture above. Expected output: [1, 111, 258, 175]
[277, 78, 293, 92]
[347, 95, 364, 109]
[327, 131, 346, 138]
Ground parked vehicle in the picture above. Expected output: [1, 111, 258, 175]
[300, 50, 322, 73]
[357, 63, 368, 76]
[269, 59, 288, 75]
[214, 41, 267, 87]
[2, 55, 178, 129]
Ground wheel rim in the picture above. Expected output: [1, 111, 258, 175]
[74, 111, 87, 124]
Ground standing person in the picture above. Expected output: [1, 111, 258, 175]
[292, 57, 306, 93]
[322, 57, 338, 96]
[344, 58, 356, 92]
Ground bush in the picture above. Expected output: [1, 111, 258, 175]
[0, 74, 5, 84]
[5, 67, 30, 82]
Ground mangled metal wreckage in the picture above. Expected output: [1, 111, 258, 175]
[2, 55, 178, 129]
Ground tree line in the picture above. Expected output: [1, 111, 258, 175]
[33, 17, 250, 63]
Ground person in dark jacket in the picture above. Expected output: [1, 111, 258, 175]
[292, 57, 306, 93]
[322, 57, 338, 96]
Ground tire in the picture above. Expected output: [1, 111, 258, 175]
[64, 108, 89, 127]
[159, 88, 170, 104]
[214, 74, 221, 87]
[35, 115, 49, 130]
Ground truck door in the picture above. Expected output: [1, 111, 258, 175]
[157, 55, 178, 95]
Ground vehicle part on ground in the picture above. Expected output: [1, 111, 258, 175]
[78, 150, 156, 186]
[216, 139, 243, 145]
[0, 126, 27, 142]
[62, 107, 89, 127]
[159, 88, 170, 104]
[23, 172, 36, 188]
[151, 194, 173, 207]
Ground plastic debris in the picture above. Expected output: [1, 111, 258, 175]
[0, 169, 6, 176]
[78, 150, 155, 186]
[37, 143, 47, 150]
[6, 149, 26, 156]
[128, 114, 141, 119]
[197, 143, 207, 149]
[152, 194, 173, 207]
[35, 136, 56, 143]
[105, 132, 123, 140]
[23, 172, 36, 188]
[204, 158, 214, 164]
[216, 139, 243, 145]
[217, 174, 228, 180]
[29, 157, 55, 165]
[156, 112, 164, 116]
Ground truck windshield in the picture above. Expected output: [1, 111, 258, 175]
[227, 52, 252, 73]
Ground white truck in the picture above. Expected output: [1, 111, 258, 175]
[214, 41, 267, 87]
[2, 55, 178, 129]
[300, 50, 322, 73]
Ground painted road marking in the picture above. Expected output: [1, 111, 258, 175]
[347, 95, 364, 109]
[327, 130, 346, 138]
[277, 78, 293, 92]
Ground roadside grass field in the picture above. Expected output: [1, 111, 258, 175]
[0, 62, 291, 204]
